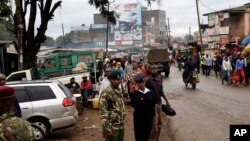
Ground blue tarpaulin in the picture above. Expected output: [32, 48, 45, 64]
[241, 35, 250, 46]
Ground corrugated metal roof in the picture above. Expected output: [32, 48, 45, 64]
[203, 5, 246, 16]
[0, 40, 12, 44]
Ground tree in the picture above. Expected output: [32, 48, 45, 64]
[0, 0, 12, 21]
[42, 36, 56, 46]
[0, 23, 15, 40]
[0, 0, 15, 41]
[14, 0, 62, 69]
[56, 35, 64, 47]
[56, 32, 72, 47]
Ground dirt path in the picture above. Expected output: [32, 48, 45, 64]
[47, 105, 174, 141]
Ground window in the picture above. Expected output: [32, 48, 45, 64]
[60, 57, 71, 66]
[58, 84, 72, 98]
[43, 59, 56, 68]
[26, 86, 56, 101]
[220, 18, 229, 27]
[14, 87, 30, 103]
[78, 55, 93, 64]
[6, 72, 26, 82]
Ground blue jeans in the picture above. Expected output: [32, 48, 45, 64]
[81, 89, 91, 106]
[222, 70, 230, 82]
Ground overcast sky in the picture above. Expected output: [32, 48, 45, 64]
[46, 0, 250, 39]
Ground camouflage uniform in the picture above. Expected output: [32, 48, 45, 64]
[99, 86, 126, 141]
[0, 112, 33, 141]
[126, 68, 141, 82]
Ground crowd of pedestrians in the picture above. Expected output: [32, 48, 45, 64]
[97, 56, 173, 141]
[176, 51, 250, 87]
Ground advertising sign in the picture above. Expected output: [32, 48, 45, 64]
[113, 3, 142, 41]
[71, 26, 90, 31]
[91, 24, 106, 29]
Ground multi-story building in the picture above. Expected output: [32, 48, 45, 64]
[142, 9, 167, 46]
[203, 3, 250, 48]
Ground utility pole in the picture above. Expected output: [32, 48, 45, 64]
[61, 23, 66, 48]
[105, 1, 110, 56]
[165, 25, 168, 46]
[16, 0, 24, 70]
[189, 27, 192, 41]
[195, 0, 203, 46]
[167, 18, 171, 47]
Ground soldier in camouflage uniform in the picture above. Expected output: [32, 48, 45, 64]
[99, 70, 126, 141]
[0, 86, 33, 141]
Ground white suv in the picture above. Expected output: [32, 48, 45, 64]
[7, 80, 78, 137]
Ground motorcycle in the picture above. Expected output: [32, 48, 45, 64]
[118, 20, 139, 35]
[185, 71, 199, 89]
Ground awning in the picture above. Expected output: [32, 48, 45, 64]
[241, 35, 250, 46]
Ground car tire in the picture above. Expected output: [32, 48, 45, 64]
[31, 123, 46, 141]
[30, 118, 50, 137]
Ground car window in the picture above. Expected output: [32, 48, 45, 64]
[26, 86, 56, 101]
[6, 72, 26, 82]
[58, 84, 73, 98]
[14, 87, 30, 103]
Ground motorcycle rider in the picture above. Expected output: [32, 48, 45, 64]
[182, 56, 197, 82]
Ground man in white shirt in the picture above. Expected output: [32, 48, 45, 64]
[204, 54, 212, 77]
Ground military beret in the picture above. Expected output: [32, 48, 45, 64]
[107, 70, 120, 80]
[134, 73, 145, 83]
[0, 86, 15, 100]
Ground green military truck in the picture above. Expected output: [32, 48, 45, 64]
[146, 48, 170, 77]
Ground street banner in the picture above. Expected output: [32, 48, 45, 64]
[113, 3, 142, 41]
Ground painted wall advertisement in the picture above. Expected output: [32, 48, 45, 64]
[113, 3, 142, 42]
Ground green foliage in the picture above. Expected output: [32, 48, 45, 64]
[0, 22, 15, 40]
[42, 36, 56, 46]
[0, 0, 12, 20]
[56, 32, 72, 47]
[56, 35, 64, 46]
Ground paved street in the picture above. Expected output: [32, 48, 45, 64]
[47, 66, 250, 141]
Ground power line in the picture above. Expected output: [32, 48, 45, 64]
[199, 0, 218, 12]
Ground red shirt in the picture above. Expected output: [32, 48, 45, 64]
[140, 67, 148, 77]
[80, 80, 92, 90]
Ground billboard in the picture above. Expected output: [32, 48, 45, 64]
[113, 3, 142, 41]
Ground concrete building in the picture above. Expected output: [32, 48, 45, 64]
[94, 14, 107, 25]
[203, 3, 250, 48]
[71, 25, 106, 44]
[142, 9, 167, 46]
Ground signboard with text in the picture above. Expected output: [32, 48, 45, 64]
[113, 3, 142, 42]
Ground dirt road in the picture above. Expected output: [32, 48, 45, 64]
[47, 66, 250, 141]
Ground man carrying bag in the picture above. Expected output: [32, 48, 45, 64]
[145, 65, 175, 141]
